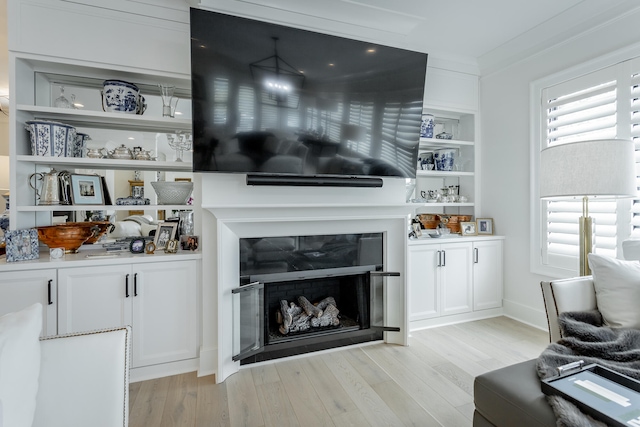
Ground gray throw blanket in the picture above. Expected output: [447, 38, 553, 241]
[536, 311, 640, 427]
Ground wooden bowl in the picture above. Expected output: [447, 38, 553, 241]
[37, 221, 112, 253]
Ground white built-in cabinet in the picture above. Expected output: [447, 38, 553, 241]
[473, 239, 504, 311]
[57, 260, 197, 368]
[408, 237, 503, 330]
[0, 269, 58, 335]
[0, 257, 198, 372]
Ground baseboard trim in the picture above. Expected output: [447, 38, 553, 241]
[197, 345, 217, 378]
[130, 358, 199, 383]
[409, 308, 503, 332]
[502, 298, 548, 332]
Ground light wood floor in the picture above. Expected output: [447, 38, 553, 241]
[128, 316, 549, 427]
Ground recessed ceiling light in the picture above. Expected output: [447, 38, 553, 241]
[128, 137, 135, 140]
[328, 63, 335, 67]
[367, 48, 376, 54]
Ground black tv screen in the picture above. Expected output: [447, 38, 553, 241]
[190, 9, 427, 179]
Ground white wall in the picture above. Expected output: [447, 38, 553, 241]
[481, 9, 640, 329]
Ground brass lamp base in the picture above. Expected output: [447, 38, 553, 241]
[579, 196, 593, 277]
[579, 215, 593, 276]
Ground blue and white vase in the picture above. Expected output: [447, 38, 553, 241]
[434, 148, 456, 171]
[25, 120, 77, 157]
[420, 114, 435, 138]
[73, 133, 91, 158]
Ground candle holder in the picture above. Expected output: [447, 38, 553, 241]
[167, 131, 192, 162]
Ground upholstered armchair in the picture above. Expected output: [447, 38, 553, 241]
[0, 304, 130, 427]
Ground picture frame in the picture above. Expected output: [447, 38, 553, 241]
[165, 239, 179, 254]
[477, 218, 494, 235]
[129, 237, 146, 254]
[411, 223, 422, 237]
[70, 174, 105, 205]
[153, 222, 178, 250]
[180, 235, 199, 251]
[460, 221, 477, 236]
[5, 228, 39, 262]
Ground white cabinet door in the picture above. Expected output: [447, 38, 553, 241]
[0, 269, 57, 336]
[440, 242, 473, 316]
[473, 240, 503, 311]
[132, 260, 197, 367]
[407, 245, 439, 321]
[58, 265, 133, 334]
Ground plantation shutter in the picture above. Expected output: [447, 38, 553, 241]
[629, 63, 640, 238]
[541, 69, 620, 270]
[213, 77, 229, 126]
[348, 101, 374, 155]
[236, 85, 255, 132]
[380, 100, 422, 177]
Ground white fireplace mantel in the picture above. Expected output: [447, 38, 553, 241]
[197, 177, 413, 382]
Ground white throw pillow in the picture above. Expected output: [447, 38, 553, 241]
[0, 303, 43, 427]
[588, 253, 640, 328]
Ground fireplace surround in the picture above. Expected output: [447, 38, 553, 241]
[198, 173, 410, 383]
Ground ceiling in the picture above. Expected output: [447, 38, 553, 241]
[1, 0, 639, 98]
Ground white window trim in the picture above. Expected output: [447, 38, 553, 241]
[530, 42, 640, 277]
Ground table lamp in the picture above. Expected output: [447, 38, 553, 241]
[539, 139, 636, 276]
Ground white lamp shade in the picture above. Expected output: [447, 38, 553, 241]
[0, 155, 9, 192]
[539, 139, 637, 199]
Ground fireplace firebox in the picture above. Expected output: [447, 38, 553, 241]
[232, 233, 399, 365]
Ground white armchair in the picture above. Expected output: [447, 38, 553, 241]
[0, 304, 130, 427]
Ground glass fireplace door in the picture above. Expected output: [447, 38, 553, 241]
[231, 281, 264, 362]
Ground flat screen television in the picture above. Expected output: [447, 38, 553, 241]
[190, 8, 428, 183]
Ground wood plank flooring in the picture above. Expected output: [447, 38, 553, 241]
[129, 316, 549, 427]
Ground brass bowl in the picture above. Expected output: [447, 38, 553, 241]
[37, 221, 113, 253]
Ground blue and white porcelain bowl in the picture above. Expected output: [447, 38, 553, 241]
[102, 80, 140, 114]
[73, 133, 91, 157]
[434, 148, 456, 171]
[25, 120, 77, 157]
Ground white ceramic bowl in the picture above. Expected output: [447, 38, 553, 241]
[151, 181, 193, 205]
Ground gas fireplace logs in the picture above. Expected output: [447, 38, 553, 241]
[277, 296, 340, 335]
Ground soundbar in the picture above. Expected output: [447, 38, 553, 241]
[246, 174, 384, 188]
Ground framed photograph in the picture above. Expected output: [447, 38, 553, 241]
[461, 221, 477, 236]
[411, 223, 422, 237]
[129, 237, 146, 254]
[165, 239, 179, 254]
[70, 174, 104, 205]
[477, 218, 494, 235]
[5, 228, 39, 262]
[153, 222, 178, 250]
[180, 235, 199, 251]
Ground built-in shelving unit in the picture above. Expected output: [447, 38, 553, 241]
[10, 55, 193, 230]
[411, 106, 478, 219]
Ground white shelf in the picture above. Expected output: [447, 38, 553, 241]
[419, 138, 474, 147]
[16, 155, 192, 172]
[408, 202, 474, 208]
[16, 205, 193, 212]
[17, 105, 192, 133]
[416, 170, 474, 177]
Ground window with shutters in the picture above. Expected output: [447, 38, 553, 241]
[380, 100, 423, 178]
[348, 101, 374, 155]
[532, 58, 639, 276]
